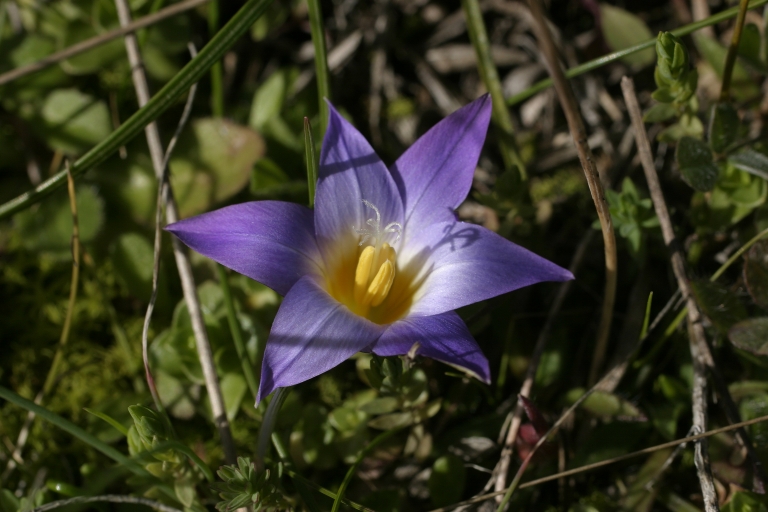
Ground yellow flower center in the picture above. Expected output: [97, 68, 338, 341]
[354, 242, 396, 311]
[325, 200, 418, 324]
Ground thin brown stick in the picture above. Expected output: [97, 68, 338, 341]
[428, 413, 768, 512]
[621, 76, 718, 511]
[624, 74, 767, 494]
[524, 0, 618, 389]
[0, 0, 210, 87]
[491, 229, 594, 493]
[114, 0, 236, 464]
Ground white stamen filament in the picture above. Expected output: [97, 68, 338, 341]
[352, 200, 401, 311]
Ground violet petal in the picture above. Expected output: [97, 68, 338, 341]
[400, 220, 573, 317]
[257, 275, 385, 403]
[315, 103, 404, 265]
[165, 201, 321, 296]
[390, 95, 491, 242]
[372, 311, 490, 383]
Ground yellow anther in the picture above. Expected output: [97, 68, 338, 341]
[375, 243, 396, 271]
[354, 246, 376, 304]
[352, 242, 397, 310]
[367, 260, 395, 307]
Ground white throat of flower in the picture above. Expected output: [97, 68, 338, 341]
[352, 200, 402, 309]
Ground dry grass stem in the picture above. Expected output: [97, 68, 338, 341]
[114, 0, 236, 464]
[523, 0, 618, 391]
[622, 75, 724, 510]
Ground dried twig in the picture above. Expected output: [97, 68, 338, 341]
[621, 76, 719, 510]
[624, 74, 768, 495]
[0, 0, 210, 87]
[524, 0, 618, 389]
[114, 0, 236, 464]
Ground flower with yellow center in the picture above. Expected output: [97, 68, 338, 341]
[167, 96, 573, 403]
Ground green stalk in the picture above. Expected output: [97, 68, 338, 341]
[304, 117, 318, 207]
[462, 0, 526, 180]
[307, 0, 330, 138]
[208, 0, 225, 116]
[505, 0, 768, 107]
[216, 265, 260, 402]
[0, 0, 274, 221]
[720, 0, 751, 101]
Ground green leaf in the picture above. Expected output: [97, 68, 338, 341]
[220, 373, 248, 421]
[111, 232, 156, 301]
[690, 279, 748, 334]
[737, 24, 766, 71]
[174, 478, 197, 508]
[428, 455, 466, 508]
[0, 489, 20, 512]
[83, 408, 129, 436]
[249, 70, 287, 131]
[61, 24, 125, 75]
[565, 388, 645, 420]
[13, 185, 104, 253]
[170, 118, 265, 217]
[722, 490, 768, 512]
[676, 136, 718, 191]
[745, 240, 768, 310]
[359, 396, 400, 415]
[643, 103, 677, 123]
[694, 34, 760, 101]
[38, 89, 112, 154]
[729, 149, 768, 180]
[729, 317, 768, 356]
[367, 412, 413, 430]
[708, 103, 740, 153]
[599, 4, 655, 68]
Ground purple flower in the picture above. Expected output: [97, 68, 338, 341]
[166, 96, 573, 403]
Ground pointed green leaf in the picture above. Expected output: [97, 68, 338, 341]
[599, 4, 655, 68]
[643, 103, 677, 123]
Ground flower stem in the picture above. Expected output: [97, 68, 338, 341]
[256, 387, 290, 470]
